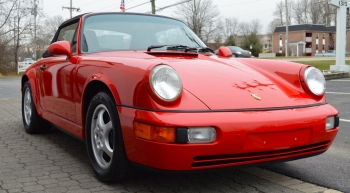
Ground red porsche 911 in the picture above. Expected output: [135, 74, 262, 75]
[21, 12, 339, 182]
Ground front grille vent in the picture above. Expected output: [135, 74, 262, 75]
[192, 141, 330, 167]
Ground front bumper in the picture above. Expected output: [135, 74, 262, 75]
[118, 104, 338, 171]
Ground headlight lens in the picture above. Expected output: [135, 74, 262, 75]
[304, 67, 326, 96]
[150, 65, 182, 101]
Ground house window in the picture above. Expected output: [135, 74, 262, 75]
[279, 46, 282, 50]
[323, 33, 325, 39]
[279, 34, 282, 40]
[316, 45, 319, 50]
[265, 44, 267, 49]
[322, 45, 325, 50]
[316, 33, 319, 39]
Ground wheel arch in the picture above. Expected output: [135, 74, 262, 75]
[81, 79, 121, 131]
[21, 75, 29, 91]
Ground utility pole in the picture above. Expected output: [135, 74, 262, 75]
[285, 0, 289, 57]
[32, 0, 38, 60]
[151, 0, 156, 14]
[145, 0, 192, 14]
[63, 0, 80, 19]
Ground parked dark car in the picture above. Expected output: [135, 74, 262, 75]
[215, 46, 252, 58]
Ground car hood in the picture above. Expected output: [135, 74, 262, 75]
[97, 51, 315, 110]
[149, 55, 309, 110]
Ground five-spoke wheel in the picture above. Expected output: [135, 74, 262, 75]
[91, 104, 114, 169]
[85, 91, 134, 182]
[22, 81, 50, 134]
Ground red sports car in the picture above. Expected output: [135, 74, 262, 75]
[21, 12, 339, 182]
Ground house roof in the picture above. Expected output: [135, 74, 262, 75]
[274, 24, 336, 33]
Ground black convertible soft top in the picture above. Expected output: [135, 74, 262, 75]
[59, 13, 87, 28]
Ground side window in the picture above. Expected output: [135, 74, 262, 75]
[57, 22, 79, 54]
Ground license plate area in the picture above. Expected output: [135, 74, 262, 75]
[244, 128, 312, 150]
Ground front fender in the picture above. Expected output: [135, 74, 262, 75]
[235, 58, 326, 103]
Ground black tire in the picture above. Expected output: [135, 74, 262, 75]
[85, 91, 134, 182]
[22, 81, 51, 134]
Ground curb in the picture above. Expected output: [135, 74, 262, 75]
[323, 72, 349, 80]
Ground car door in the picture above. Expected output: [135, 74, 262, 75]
[39, 21, 79, 123]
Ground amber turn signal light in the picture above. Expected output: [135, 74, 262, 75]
[134, 122, 176, 143]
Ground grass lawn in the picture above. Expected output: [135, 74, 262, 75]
[0, 73, 21, 78]
[290, 60, 350, 71]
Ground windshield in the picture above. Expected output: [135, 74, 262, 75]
[81, 13, 206, 53]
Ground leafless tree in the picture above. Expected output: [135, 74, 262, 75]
[238, 19, 262, 37]
[273, 0, 294, 25]
[174, 0, 220, 43]
[201, 20, 219, 43]
[292, 0, 305, 24]
[238, 22, 251, 37]
[308, 0, 324, 24]
[34, 15, 65, 52]
[300, 0, 310, 24]
[273, 1, 285, 26]
[44, 15, 65, 37]
[250, 19, 262, 35]
[12, 0, 32, 71]
[267, 19, 282, 34]
[0, 0, 17, 35]
[221, 17, 239, 39]
[0, 0, 18, 74]
[0, 32, 13, 74]
[271, 0, 340, 28]
[321, 2, 336, 26]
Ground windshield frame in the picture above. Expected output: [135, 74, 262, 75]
[80, 13, 207, 53]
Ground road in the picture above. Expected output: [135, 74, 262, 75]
[264, 78, 350, 192]
[0, 77, 344, 193]
[0, 77, 21, 99]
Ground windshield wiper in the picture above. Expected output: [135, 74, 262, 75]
[197, 47, 214, 53]
[147, 45, 197, 52]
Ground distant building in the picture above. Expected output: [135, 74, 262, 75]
[272, 24, 336, 56]
[259, 34, 272, 53]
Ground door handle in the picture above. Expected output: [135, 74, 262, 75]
[39, 65, 46, 70]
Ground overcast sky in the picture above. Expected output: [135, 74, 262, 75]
[42, 0, 282, 34]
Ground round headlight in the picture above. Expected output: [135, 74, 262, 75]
[150, 65, 182, 101]
[304, 67, 326, 96]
